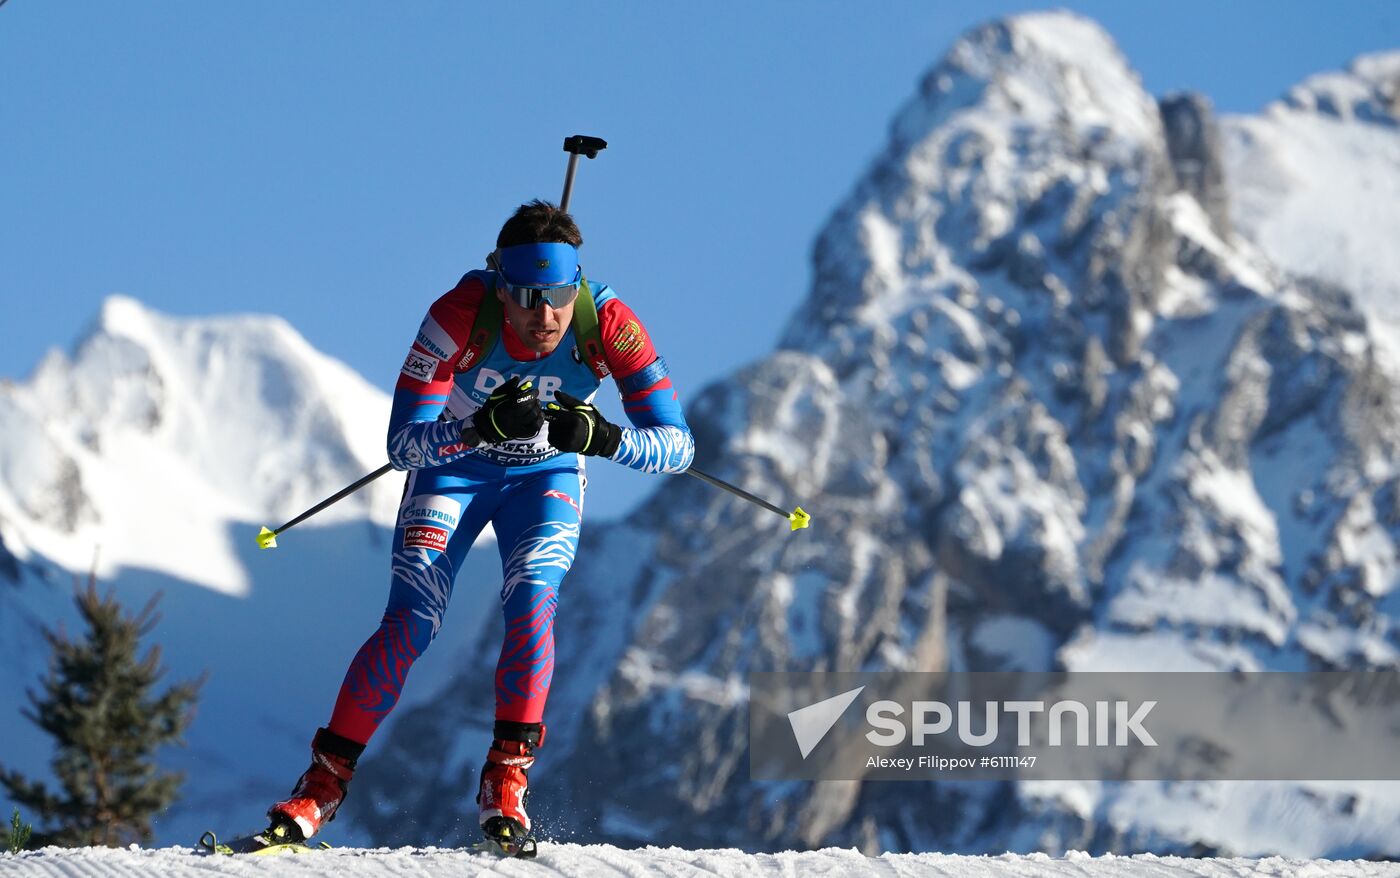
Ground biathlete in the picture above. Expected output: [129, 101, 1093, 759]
[264, 199, 694, 853]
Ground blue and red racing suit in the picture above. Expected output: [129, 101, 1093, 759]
[326, 272, 694, 743]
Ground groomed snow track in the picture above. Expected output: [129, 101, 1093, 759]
[2, 845, 1397, 877]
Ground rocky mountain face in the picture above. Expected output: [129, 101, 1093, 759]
[358, 12, 1400, 857]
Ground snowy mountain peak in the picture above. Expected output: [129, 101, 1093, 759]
[93, 293, 303, 362]
[0, 295, 396, 594]
[1226, 51, 1400, 368]
[788, 10, 1174, 369]
[1280, 49, 1400, 126]
[893, 12, 1158, 156]
[96, 292, 152, 338]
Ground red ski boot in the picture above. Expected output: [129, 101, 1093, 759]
[266, 727, 365, 844]
[477, 721, 544, 857]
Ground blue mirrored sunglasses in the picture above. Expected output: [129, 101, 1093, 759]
[501, 268, 582, 310]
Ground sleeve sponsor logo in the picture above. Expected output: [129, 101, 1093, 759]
[610, 319, 647, 357]
[415, 332, 451, 360]
[415, 315, 456, 361]
[401, 351, 439, 382]
[404, 525, 449, 553]
[399, 494, 463, 528]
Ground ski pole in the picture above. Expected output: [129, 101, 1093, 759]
[257, 137, 611, 550]
[258, 458, 809, 549]
[257, 135, 811, 545]
[256, 464, 393, 549]
[685, 466, 811, 532]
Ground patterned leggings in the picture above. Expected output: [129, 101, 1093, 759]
[327, 464, 583, 744]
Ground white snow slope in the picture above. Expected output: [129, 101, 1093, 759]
[2, 846, 1396, 878]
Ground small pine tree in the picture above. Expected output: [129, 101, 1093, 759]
[3, 809, 33, 853]
[0, 574, 202, 847]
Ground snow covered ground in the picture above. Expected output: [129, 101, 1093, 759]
[2, 846, 1397, 877]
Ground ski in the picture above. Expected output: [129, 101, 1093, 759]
[472, 836, 539, 859]
[196, 828, 330, 856]
[199, 828, 536, 859]
[475, 813, 539, 858]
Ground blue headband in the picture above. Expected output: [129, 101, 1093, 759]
[497, 243, 579, 287]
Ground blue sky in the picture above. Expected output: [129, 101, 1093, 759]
[3, 2, 1397, 521]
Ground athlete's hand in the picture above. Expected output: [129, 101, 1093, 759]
[544, 390, 622, 457]
[472, 377, 545, 444]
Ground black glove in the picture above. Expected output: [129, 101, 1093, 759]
[544, 390, 622, 457]
[470, 376, 544, 445]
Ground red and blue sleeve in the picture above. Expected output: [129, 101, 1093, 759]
[385, 277, 483, 470]
[598, 297, 695, 474]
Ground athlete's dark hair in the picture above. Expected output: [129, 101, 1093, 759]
[496, 200, 583, 248]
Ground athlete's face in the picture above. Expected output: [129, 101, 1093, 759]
[499, 289, 575, 355]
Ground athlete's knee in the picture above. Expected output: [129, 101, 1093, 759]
[500, 520, 578, 600]
[378, 605, 437, 660]
[388, 548, 453, 638]
[500, 573, 560, 620]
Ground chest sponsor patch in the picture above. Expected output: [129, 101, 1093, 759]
[611, 319, 647, 358]
[400, 494, 462, 529]
[403, 525, 449, 553]
[471, 368, 566, 402]
[401, 351, 439, 383]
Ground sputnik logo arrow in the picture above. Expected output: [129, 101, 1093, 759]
[786, 686, 865, 759]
